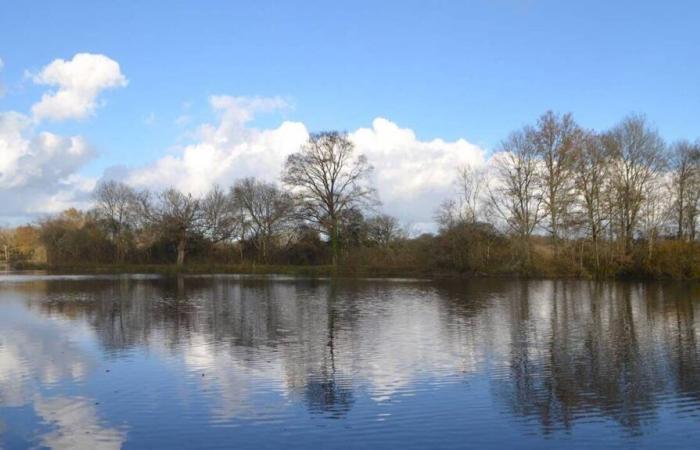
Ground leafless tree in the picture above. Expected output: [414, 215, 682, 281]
[201, 185, 244, 244]
[603, 115, 667, 253]
[282, 131, 377, 266]
[455, 164, 485, 224]
[573, 132, 610, 271]
[233, 177, 295, 262]
[144, 188, 203, 266]
[489, 129, 543, 266]
[434, 198, 460, 232]
[366, 214, 404, 248]
[669, 140, 700, 240]
[93, 180, 138, 262]
[532, 111, 582, 248]
[639, 177, 670, 260]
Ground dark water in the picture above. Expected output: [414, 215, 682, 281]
[1, 274, 700, 449]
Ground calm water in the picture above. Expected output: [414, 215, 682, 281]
[1, 274, 700, 449]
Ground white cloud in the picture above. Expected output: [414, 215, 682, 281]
[123, 97, 486, 226]
[31, 53, 127, 121]
[352, 118, 485, 223]
[0, 112, 96, 223]
[125, 95, 307, 195]
[0, 53, 126, 222]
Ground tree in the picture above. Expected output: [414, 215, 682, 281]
[201, 184, 244, 244]
[532, 111, 582, 248]
[282, 131, 376, 266]
[93, 180, 138, 262]
[366, 214, 403, 248]
[669, 140, 700, 240]
[232, 178, 295, 262]
[489, 129, 543, 267]
[573, 132, 610, 272]
[639, 177, 669, 261]
[455, 164, 485, 224]
[144, 189, 203, 266]
[603, 115, 667, 254]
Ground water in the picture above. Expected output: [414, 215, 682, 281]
[1, 274, 699, 449]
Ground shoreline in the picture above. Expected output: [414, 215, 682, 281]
[7, 262, 699, 282]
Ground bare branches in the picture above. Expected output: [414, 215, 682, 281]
[603, 114, 667, 252]
[232, 178, 295, 262]
[532, 111, 582, 244]
[282, 131, 377, 265]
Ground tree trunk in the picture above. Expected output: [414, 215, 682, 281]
[330, 219, 339, 268]
[176, 237, 186, 266]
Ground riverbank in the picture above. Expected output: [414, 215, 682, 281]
[14, 262, 440, 279]
[8, 261, 691, 282]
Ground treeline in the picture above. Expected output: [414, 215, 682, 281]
[3, 112, 700, 279]
[16, 131, 406, 270]
[435, 111, 700, 278]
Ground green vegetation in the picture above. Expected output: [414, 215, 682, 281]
[3, 111, 700, 280]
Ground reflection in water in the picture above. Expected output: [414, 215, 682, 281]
[34, 396, 126, 450]
[1, 275, 700, 448]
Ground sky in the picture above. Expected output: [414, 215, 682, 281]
[1, 0, 699, 229]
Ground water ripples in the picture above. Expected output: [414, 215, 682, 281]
[1, 276, 700, 448]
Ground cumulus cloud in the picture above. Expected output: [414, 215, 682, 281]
[122, 97, 485, 227]
[0, 53, 127, 222]
[125, 95, 308, 195]
[0, 112, 95, 221]
[31, 53, 127, 121]
[352, 118, 485, 225]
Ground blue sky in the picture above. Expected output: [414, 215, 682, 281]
[1, 0, 699, 225]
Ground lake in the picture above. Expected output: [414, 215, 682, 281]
[1, 274, 699, 449]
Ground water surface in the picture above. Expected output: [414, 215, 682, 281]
[1, 274, 699, 449]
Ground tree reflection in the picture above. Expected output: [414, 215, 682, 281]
[3, 276, 700, 434]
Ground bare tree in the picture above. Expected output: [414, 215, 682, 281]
[93, 180, 138, 262]
[573, 132, 610, 271]
[455, 164, 485, 224]
[144, 189, 203, 266]
[670, 140, 700, 240]
[233, 177, 295, 262]
[201, 185, 244, 244]
[489, 129, 543, 266]
[639, 177, 670, 261]
[366, 214, 403, 248]
[282, 131, 376, 266]
[603, 115, 667, 253]
[532, 111, 582, 248]
[434, 198, 459, 232]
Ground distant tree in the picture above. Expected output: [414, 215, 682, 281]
[38, 209, 112, 266]
[94, 180, 139, 262]
[366, 214, 403, 248]
[489, 129, 544, 266]
[201, 184, 244, 244]
[282, 131, 376, 266]
[232, 178, 295, 262]
[639, 177, 670, 261]
[669, 140, 700, 240]
[532, 111, 582, 248]
[573, 132, 610, 272]
[143, 189, 203, 266]
[455, 164, 486, 224]
[603, 115, 667, 253]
